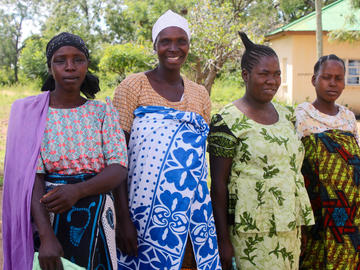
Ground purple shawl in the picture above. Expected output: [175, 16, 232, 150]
[2, 92, 49, 270]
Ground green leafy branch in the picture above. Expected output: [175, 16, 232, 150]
[237, 211, 260, 232]
[263, 165, 280, 179]
[289, 153, 298, 174]
[239, 138, 251, 164]
[269, 242, 294, 268]
[260, 128, 289, 150]
[255, 181, 265, 208]
[240, 234, 264, 266]
[231, 114, 251, 132]
[288, 220, 297, 230]
[302, 205, 313, 225]
[268, 214, 277, 237]
[268, 187, 285, 206]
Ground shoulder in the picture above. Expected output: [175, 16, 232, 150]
[338, 104, 356, 118]
[212, 103, 247, 131]
[294, 102, 313, 120]
[12, 92, 48, 107]
[184, 77, 209, 96]
[295, 102, 311, 113]
[121, 72, 146, 87]
[114, 72, 146, 94]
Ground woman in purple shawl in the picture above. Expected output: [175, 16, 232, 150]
[2, 32, 128, 270]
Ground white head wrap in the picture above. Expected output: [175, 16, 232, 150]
[152, 10, 191, 44]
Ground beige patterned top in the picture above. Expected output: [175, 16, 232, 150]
[113, 72, 211, 133]
[295, 102, 359, 144]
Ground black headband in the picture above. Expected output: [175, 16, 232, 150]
[46, 32, 89, 67]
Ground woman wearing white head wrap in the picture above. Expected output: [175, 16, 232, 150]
[113, 9, 221, 270]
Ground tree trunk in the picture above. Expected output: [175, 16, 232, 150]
[204, 67, 217, 95]
[315, 0, 323, 59]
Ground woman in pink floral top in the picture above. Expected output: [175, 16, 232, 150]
[3, 32, 128, 270]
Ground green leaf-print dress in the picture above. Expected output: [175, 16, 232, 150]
[208, 102, 314, 270]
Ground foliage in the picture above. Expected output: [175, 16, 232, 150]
[187, 0, 284, 93]
[0, 0, 36, 82]
[18, 35, 48, 86]
[328, 0, 360, 42]
[104, 0, 195, 43]
[279, 0, 337, 22]
[99, 42, 156, 85]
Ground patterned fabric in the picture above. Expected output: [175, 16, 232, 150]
[208, 102, 314, 268]
[295, 102, 359, 144]
[117, 106, 221, 270]
[39, 174, 117, 270]
[112, 72, 211, 132]
[46, 32, 89, 64]
[37, 97, 127, 175]
[299, 130, 360, 269]
[231, 227, 301, 270]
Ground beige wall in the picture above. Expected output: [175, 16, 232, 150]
[270, 35, 294, 104]
[269, 32, 360, 114]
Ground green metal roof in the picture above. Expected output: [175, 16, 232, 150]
[267, 0, 360, 36]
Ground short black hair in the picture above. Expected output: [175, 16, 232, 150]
[313, 54, 346, 75]
[239, 32, 278, 72]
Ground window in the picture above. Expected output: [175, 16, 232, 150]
[346, 59, 360, 85]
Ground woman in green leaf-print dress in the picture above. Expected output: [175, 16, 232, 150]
[208, 32, 314, 270]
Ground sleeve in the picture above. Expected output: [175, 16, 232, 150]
[295, 106, 307, 139]
[102, 97, 128, 168]
[207, 113, 238, 158]
[36, 153, 45, 173]
[112, 77, 139, 133]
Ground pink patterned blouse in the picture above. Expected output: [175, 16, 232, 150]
[37, 97, 127, 175]
[295, 102, 360, 144]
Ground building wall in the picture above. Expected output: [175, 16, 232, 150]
[269, 35, 294, 104]
[270, 32, 360, 114]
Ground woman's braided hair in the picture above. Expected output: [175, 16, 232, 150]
[239, 32, 278, 72]
[313, 54, 346, 75]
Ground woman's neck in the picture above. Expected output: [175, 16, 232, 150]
[153, 66, 182, 84]
[50, 89, 86, 108]
[312, 99, 338, 116]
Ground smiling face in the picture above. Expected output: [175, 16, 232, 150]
[242, 55, 281, 104]
[155, 26, 189, 71]
[50, 46, 88, 93]
[312, 59, 345, 104]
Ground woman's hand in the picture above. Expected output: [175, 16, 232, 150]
[218, 238, 235, 270]
[40, 184, 80, 214]
[38, 233, 64, 270]
[116, 217, 138, 257]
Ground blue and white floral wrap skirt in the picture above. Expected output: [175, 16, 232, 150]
[117, 106, 221, 270]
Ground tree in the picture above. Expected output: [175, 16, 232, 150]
[99, 42, 156, 84]
[328, 0, 360, 42]
[104, 0, 195, 43]
[18, 35, 48, 85]
[315, 0, 323, 58]
[0, 0, 35, 83]
[188, 0, 282, 93]
[279, 0, 337, 22]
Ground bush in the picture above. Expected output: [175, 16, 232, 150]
[19, 35, 48, 85]
[99, 42, 156, 86]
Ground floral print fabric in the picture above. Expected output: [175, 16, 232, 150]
[295, 102, 359, 144]
[37, 97, 127, 175]
[117, 106, 221, 270]
[208, 102, 314, 268]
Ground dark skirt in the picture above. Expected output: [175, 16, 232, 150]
[35, 173, 117, 270]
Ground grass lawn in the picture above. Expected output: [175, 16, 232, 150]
[0, 79, 245, 185]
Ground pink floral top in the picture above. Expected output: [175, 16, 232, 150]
[37, 97, 127, 175]
[295, 102, 360, 144]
